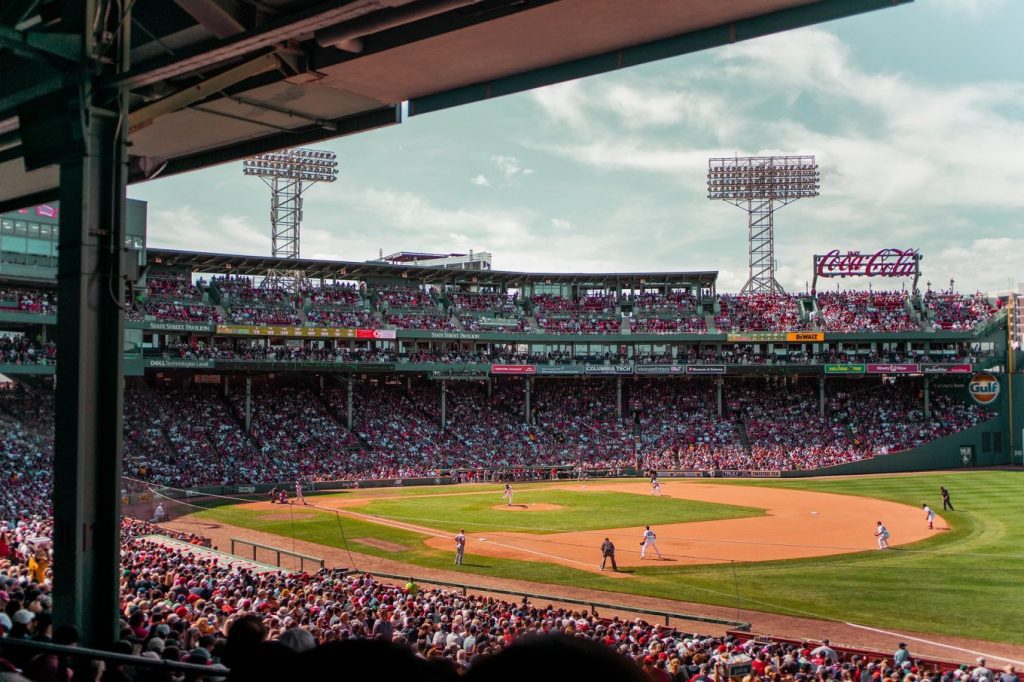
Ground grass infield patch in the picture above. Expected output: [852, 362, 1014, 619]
[194, 472, 1024, 644]
[357, 489, 761, 533]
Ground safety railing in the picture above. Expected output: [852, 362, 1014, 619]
[0, 638, 225, 676]
[230, 537, 325, 571]
[366, 570, 750, 631]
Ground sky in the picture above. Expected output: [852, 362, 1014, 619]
[130, 0, 1024, 295]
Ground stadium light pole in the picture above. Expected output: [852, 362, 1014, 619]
[242, 148, 338, 289]
[707, 155, 819, 295]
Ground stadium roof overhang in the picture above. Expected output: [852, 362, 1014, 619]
[0, 0, 912, 213]
[148, 248, 719, 287]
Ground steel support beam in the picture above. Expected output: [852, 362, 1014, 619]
[346, 374, 353, 430]
[440, 380, 447, 430]
[819, 376, 826, 419]
[524, 378, 531, 425]
[244, 374, 252, 431]
[616, 377, 622, 419]
[717, 378, 723, 418]
[51, 0, 128, 649]
[924, 377, 930, 419]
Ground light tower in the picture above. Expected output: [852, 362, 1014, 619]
[707, 155, 819, 294]
[242, 148, 338, 289]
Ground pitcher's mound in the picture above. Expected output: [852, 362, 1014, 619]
[490, 503, 563, 512]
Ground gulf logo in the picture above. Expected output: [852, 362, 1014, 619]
[968, 372, 1000, 405]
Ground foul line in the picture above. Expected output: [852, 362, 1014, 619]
[319, 503, 596, 570]
[842, 622, 1024, 667]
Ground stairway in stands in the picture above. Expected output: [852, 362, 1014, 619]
[735, 419, 753, 457]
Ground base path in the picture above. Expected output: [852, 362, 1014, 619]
[418, 480, 937, 571]
[161, 517, 1024, 665]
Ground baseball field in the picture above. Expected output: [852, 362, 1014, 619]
[174, 470, 1024, 648]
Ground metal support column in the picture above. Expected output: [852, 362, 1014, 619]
[224, 375, 230, 397]
[819, 376, 826, 418]
[487, 377, 492, 399]
[244, 376, 252, 432]
[716, 378, 723, 418]
[441, 380, 447, 430]
[52, 0, 130, 648]
[924, 377, 930, 419]
[616, 377, 622, 419]
[346, 375, 354, 430]
[524, 378, 531, 424]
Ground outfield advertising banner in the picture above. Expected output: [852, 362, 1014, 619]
[635, 365, 686, 375]
[426, 331, 481, 340]
[490, 364, 536, 375]
[356, 329, 397, 340]
[824, 364, 866, 374]
[968, 372, 1000, 406]
[584, 365, 634, 375]
[726, 332, 786, 343]
[536, 365, 583, 375]
[147, 358, 215, 369]
[786, 332, 825, 342]
[921, 364, 973, 374]
[867, 363, 919, 374]
[214, 324, 395, 339]
[686, 365, 726, 375]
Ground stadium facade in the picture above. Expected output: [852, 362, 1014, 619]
[2, 201, 1021, 480]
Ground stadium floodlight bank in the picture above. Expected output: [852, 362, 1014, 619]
[708, 155, 819, 295]
[243, 148, 339, 290]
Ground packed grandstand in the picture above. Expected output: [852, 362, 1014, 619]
[1, 515, 1017, 680]
[0, 265, 1011, 678]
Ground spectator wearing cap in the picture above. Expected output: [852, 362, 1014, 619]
[972, 659, 994, 682]
[812, 639, 839, 665]
[894, 643, 911, 666]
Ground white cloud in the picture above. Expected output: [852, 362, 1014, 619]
[550, 218, 573, 231]
[146, 205, 268, 256]
[470, 174, 490, 187]
[931, 0, 1006, 16]
[491, 155, 533, 178]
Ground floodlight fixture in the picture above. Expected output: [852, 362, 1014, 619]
[243, 147, 338, 290]
[707, 155, 819, 295]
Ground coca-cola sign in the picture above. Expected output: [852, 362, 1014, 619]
[814, 249, 920, 278]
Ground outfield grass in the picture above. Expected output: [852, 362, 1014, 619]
[194, 471, 1024, 644]
[359, 489, 760, 533]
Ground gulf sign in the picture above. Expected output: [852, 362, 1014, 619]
[968, 372, 1000, 406]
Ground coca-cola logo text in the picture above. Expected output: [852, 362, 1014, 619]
[815, 248, 919, 278]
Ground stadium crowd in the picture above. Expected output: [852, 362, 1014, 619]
[0, 374, 996, 499]
[816, 291, 918, 333]
[3, 281, 1005, 334]
[0, 515, 1016, 681]
[924, 291, 1000, 331]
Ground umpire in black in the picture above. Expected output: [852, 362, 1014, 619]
[600, 537, 618, 571]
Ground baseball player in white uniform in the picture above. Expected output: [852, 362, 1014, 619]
[650, 473, 662, 497]
[641, 525, 662, 559]
[501, 483, 513, 506]
[922, 504, 935, 530]
[295, 481, 309, 506]
[875, 521, 890, 549]
[454, 529, 466, 565]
